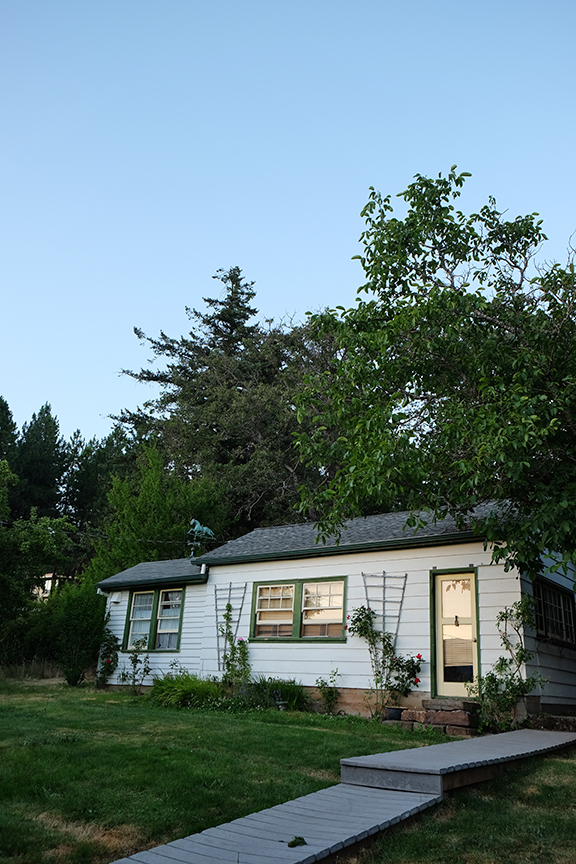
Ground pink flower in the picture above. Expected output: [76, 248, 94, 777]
[238, 638, 244, 642]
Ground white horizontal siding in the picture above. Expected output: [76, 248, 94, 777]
[101, 540, 576, 709]
[522, 572, 576, 704]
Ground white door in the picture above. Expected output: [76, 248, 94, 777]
[435, 572, 478, 698]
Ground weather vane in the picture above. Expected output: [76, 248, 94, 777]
[187, 518, 215, 555]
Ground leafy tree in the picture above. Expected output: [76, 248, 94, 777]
[82, 445, 227, 584]
[120, 267, 332, 533]
[0, 460, 74, 660]
[47, 576, 108, 686]
[296, 168, 576, 575]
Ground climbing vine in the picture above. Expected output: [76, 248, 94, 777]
[347, 606, 423, 717]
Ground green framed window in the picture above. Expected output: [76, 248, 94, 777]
[534, 580, 576, 646]
[125, 588, 184, 650]
[251, 577, 346, 641]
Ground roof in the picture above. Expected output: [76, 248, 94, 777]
[97, 558, 207, 592]
[192, 508, 488, 566]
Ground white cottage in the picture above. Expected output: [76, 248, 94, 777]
[97, 511, 576, 715]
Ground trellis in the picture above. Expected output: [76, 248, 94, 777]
[214, 582, 248, 671]
[361, 570, 407, 649]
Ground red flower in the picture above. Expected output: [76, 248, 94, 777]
[344, 625, 348, 630]
[105, 658, 111, 664]
[414, 677, 420, 684]
[416, 654, 423, 660]
[347, 615, 350, 619]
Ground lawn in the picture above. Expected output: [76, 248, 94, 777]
[358, 747, 576, 864]
[1, 681, 575, 864]
[0, 679, 446, 864]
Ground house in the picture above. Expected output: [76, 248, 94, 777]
[96, 510, 576, 715]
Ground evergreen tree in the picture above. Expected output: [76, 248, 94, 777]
[120, 267, 333, 533]
[82, 446, 227, 584]
[11, 404, 66, 519]
[0, 397, 18, 464]
[61, 426, 137, 528]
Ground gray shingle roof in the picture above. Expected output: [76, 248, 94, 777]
[192, 509, 488, 566]
[97, 558, 206, 592]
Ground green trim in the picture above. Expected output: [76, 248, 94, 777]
[249, 576, 347, 642]
[249, 638, 348, 644]
[533, 577, 576, 648]
[430, 568, 479, 699]
[195, 531, 481, 566]
[99, 574, 208, 592]
[429, 571, 437, 698]
[122, 586, 186, 653]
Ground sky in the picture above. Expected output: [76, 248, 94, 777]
[1, 0, 575, 441]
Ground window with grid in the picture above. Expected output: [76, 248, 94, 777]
[155, 590, 183, 648]
[252, 579, 345, 640]
[127, 592, 154, 648]
[301, 581, 344, 637]
[534, 581, 576, 645]
[126, 588, 184, 650]
[255, 584, 294, 637]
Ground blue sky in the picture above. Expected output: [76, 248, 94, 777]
[1, 0, 575, 440]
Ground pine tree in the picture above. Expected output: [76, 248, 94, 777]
[119, 268, 332, 533]
[0, 396, 18, 464]
[11, 404, 66, 518]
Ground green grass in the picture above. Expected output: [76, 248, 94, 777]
[0, 679, 447, 864]
[3, 681, 576, 864]
[355, 748, 576, 864]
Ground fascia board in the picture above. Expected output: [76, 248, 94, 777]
[97, 574, 208, 592]
[194, 530, 482, 566]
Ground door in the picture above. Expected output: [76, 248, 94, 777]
[434, 571, 478, 698]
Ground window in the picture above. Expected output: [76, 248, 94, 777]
[534, 581, 576, 646]
[252, 578, 346, 641]
[125, 589, 184, 650]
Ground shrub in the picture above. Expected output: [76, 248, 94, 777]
[315, 669, 340, 714]
[467, 597, 545, 732]
[150, 671, 225, 709]
[117, 638, 152, 695]
[95, 628, 120, 687]
[236, 676, 310, 711]
[220, 603, 251, 688]
[50, 577, 107, 686]
[347, 605, 423, 716]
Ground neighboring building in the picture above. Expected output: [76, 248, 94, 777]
[97, 511, 576, 714]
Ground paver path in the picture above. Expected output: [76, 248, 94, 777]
[111, 729, 576, 864]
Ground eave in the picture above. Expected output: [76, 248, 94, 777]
[193, 530, 482, 567]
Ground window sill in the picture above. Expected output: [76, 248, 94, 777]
[250, 637, 347, 644]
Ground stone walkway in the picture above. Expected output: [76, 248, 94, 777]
[111, 729, 576, 864]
